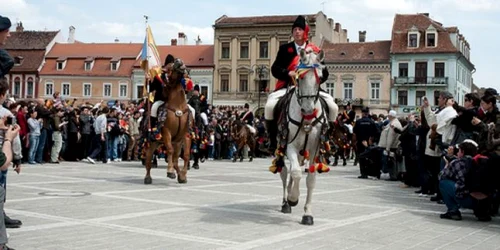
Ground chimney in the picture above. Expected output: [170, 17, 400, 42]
[178, 32, 187, 45]
[114, 38, 119, 43]
[195, 35, 202, 45]
[358, 31, 366, 42]
[68, 26, 75, 43]
[334, 23, 341, 32]
[15, 21, 24, 32]
[171, 38, 177, 46]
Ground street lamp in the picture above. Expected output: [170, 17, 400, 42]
[251, 64, 268, 117]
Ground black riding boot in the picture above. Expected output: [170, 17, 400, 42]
[150, 117, 158, 129]
[265, 119, 278, 154]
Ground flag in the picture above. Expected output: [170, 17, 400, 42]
[140, 25, 162, 99]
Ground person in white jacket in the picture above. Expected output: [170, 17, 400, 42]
[378, 110, 403, 179]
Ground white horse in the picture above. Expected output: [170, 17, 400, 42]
[275, 48, 338, 225]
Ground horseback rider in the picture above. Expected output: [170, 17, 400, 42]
[341, 102, 356, 134]
[264, 15, 337, 153]
[240, 103, 254, 126]
[149, 54, 175, 128]
[188, 85, 203, 126]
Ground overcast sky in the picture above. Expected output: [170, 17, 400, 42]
[3, 0, 499, 91]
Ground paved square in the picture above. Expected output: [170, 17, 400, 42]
[5, 158, 500, 249]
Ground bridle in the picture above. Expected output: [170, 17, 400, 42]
[294, 61, 322, 120]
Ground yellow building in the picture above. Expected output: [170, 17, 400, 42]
[212, 11, 348, 112]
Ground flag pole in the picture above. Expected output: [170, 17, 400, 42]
[143, 15, 152, 135]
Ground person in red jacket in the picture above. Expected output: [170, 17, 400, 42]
[264, 15, 337, 153]
[16, 103, 28, 162]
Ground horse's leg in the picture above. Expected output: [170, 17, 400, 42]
[162, 129, 176, 179]
[333, 153, 339, 166]
[178, 136, 191, 183]
[286, 144, 301, 207]
[280, 166, 291, 213]
[240, 141, 246, 162]
[343, 148, 347, 166]
[144, 142, 156, 184]
[248, 137, 255, 162]
[302, 142, 319, 226]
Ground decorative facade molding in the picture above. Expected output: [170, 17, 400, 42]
[327, 64, 390, 72]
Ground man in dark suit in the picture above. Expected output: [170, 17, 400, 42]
[264, 15, 337, 153]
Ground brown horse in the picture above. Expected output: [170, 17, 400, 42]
[144, 58, 192, 184]
[230, 119, 256, 162]
[329, 118, 351, 166]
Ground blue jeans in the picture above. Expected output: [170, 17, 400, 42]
[440, 179, 476, 213]
[107, 135, 119, 160]
[35, 128, 47, 163]
[208, 145, 214, 159]
[29, 134, 40, 163]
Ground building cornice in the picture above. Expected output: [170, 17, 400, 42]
[327, 64, 390, 72]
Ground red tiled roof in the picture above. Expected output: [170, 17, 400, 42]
[4, 31, 59, 50]
[45, 43, 142, 59]
[323, 40, 391, 64]
[41, 43, 142, 77]
[6, 50, 45, 72]
[40, 58, 137, 77]
[133, 45, 214, 68]
[214, 14, 317, 26]
[390, 14, 458, 54]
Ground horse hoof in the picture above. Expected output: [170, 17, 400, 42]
[301, 215, 314, 225]
[281, 203, 292, 214]
[343, 162, 347, 166]
[144, 176, 152, 185]
[167, 172, 176, 179]
[249, 158, 253, 162]
[193, 164, 199, 170]
[287, 199, 299, 207]
[177, 177, 187, 184]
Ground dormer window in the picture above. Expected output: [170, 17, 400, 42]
[84, 57, 94, 71]
[56, 57, 67, 70]
[85, 62, 92, 71]
[14, 56, 23, 66]
[426, 25, 437, 47]
[110, 57, 120, 71]
[408, 25, 420, 48]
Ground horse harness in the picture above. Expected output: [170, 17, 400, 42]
[165, 105, 191, 141]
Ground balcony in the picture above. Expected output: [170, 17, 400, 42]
[394, 77, 448, 86]
[335, 98, 363, 106]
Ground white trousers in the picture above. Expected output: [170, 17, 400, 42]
[264, 89, 337, 122]
[200, 112, 208, 126]
[151, 101, 164, 118]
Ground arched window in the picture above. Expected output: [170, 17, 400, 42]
[14, 77, 21, 97]
[27, 77, 34, 97]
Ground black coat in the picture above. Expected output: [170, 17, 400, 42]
[271, 41, 329, 88]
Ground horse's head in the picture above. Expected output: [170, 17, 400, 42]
[167, 58, 188, 85]
[296, 48, 325, 118]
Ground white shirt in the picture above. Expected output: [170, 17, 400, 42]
[294, 42, 305, 55]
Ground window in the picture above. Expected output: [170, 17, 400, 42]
[434, 91, 440, 106]
[111, 62, 118, 71]
[85, 62, 92, 71]
[326, 82, 334, 97]
[104, 83, 112, 97]
[343, 82, 353, 99]
[27, 77, 34, 97]
[435, 63, 445, 77]
[408, 34, 418, 47]
[13, 77, 20, 97]
[415, 90, 426, 106]
[83, 83, 92, 97]
[370, 82, 380, 100]
[259, 41, 269, 58]
[427, 33, 436, 47]
[14, 56, 22, 65]
[45, 82, 54, 96]
[62, 83, 70, 96]
[240, 42, 249, 59]
[57, 62, 64, 70]
[220, 74, 229, 92]
[398, 90, 408, 105]
[119, 83, 127, 97]
[221, 42, 230, 59]
[239, 74, 248, 92]
[399, 63, 408, 77]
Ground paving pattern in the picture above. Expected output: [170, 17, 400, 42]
[4, 158, 500, 249]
